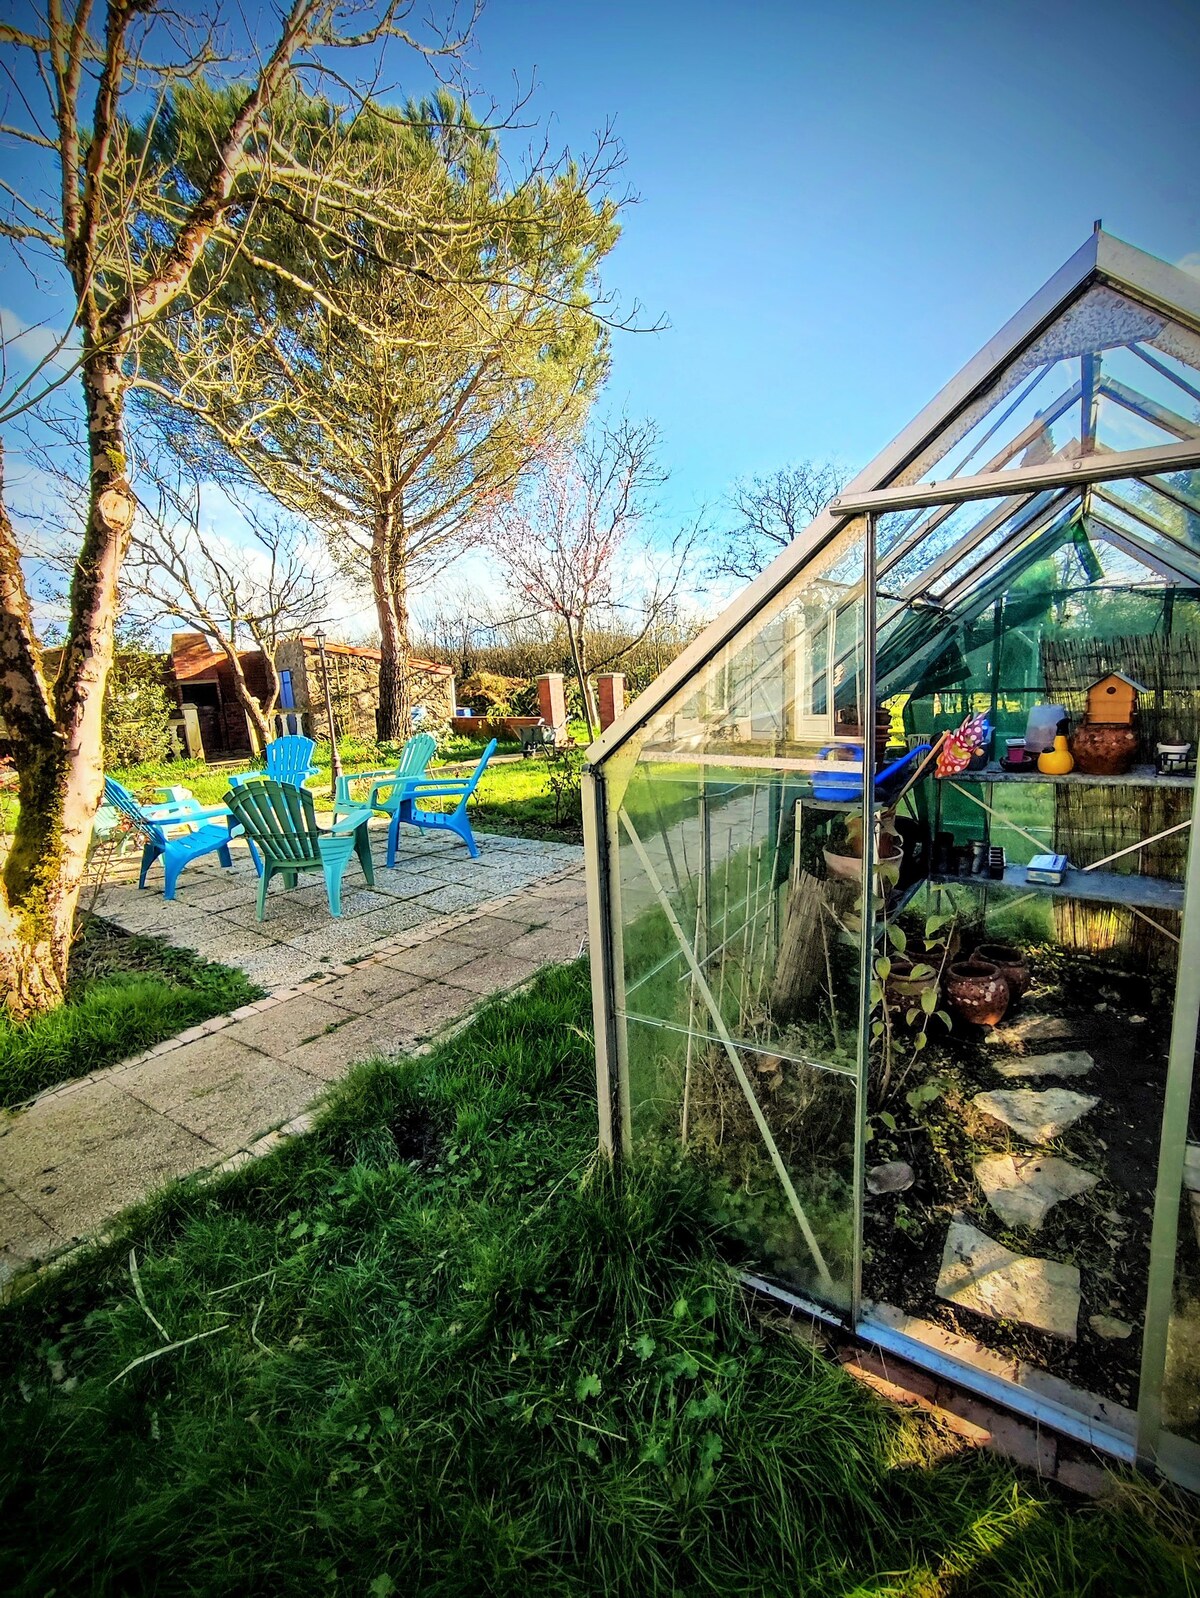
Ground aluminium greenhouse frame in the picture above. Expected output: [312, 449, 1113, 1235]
[583, 228, 1200, 1486]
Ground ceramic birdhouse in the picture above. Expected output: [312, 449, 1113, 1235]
[1084, 671, 1143, 727]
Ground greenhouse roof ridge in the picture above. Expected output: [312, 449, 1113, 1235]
[587, 229, 1200, 766]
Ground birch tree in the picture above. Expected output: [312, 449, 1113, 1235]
[0, 0, 471, 1017]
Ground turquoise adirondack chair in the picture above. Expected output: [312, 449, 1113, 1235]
[103, 778, 258, 900]
[386, 739, 497, 865]
[224, 779, 375, 920]
[227, 734, 320, 792]
[332, 730, 436, 814]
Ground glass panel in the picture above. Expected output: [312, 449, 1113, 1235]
[889, 284, 1200, 495]
[626, 1018, 856, 1307]
[614, 519, 870, 1316]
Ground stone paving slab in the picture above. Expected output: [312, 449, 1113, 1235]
[936, 1221, 1081, 1340]
[0, 862, 586, 1283]
[975, 1152, 1099, 1230]
[972, 1088, 1099, 1144]
[92, 820, 583, 989]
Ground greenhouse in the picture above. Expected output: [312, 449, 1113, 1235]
[582, 229, 1200, 1487]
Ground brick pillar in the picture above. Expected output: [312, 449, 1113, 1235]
[596, 672, 626, 731]
[537, 672, 567, 727]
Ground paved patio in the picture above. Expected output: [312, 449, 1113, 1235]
[90, 819, 583, 989]
[0, 857, 588, 1288]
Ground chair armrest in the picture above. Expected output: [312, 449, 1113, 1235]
[145, 800, 229, 824]
[325, 807, 375, 836]
[404, 781, 469, 799]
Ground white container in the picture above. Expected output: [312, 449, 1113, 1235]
[1025, 704, 1067, 754]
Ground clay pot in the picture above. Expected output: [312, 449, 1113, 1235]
[975, 942, 1030, 999]
[885, 955, 937, 1012]
[1071, 722, 1138, 776]
[944, 958, 1010, 1028]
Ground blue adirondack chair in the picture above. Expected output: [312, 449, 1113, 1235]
[334, 731, 436, 817]
[103, 778, 258, 900]
[227, 734, 320, 792]
[224, 779, 375, 920]
[386, 738, 497, 865]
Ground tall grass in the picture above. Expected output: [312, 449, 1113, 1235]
[0, 924, 261, 1107]
[0, 963, 1194, 1596]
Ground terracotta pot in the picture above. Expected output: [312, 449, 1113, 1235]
[885, 955, 936, 1006]
[975, 941, 1030, 999]
[1071, 721, 1138, 776]
[944, 958, 1010, 1028]
[823, 844, 904, 883]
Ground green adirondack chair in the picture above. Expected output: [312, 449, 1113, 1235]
[333, 731, 436, 814]
[224, 779, 375, 920]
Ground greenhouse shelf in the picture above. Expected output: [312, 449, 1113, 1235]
[948, 762, 1194, 790]
[928, 863, 1185, 912]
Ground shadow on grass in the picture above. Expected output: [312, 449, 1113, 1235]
[0, 962, 1194, 1596]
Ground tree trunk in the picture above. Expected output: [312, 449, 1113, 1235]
[372, 508, 411, 743]
[567, 623, 597, 741]
[220, 640, 272, 751]
[0, 347, 134, 1017]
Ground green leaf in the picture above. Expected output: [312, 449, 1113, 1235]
[885, 924, 906, 951]
[879, 1111, 897, 1132]
[920, 986, 937, 1014]
[575, 1372, 602, 1402]
[871, 1020, 885, 1039]
[913, 1032, 928, 1050]
[936, 1010, 953, 1029]
[909, 963, 935, 979]
[632, 1334, 656, 1361]
[875, 957, 892, 981]
[672, 1296, 689, 1320]
[370, 1577, 397, 1598]
[905, 1007, 919, 1026]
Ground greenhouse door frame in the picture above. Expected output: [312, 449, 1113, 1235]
[587, 436, 1200, 1484]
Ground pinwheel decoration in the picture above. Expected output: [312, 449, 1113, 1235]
[935, 713, 990, 777]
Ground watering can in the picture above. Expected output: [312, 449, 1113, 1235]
[811, 742, 932, 803]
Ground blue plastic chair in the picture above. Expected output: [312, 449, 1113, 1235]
[224, 779, 375, 920]
[227, 734, 320, 792]
[334, 732, 437, 816]
[386, 739, 497, 865]
[103, 778, 258, 900]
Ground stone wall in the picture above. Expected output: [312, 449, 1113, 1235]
[275, 638, 455, 743]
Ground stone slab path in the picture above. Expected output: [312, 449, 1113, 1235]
[91, 821, 583, 989]
[0, 862, 587, 1291]
[936, 1221, 1081, 1340]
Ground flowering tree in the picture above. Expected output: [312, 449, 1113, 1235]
[486, 418, 699, 739]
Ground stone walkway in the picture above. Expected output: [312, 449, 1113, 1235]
[0, 861, 587, 1290]
[91, 821, 583, 988]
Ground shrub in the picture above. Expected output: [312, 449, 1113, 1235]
[102, 645, 175, 766]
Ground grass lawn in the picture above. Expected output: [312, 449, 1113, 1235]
[0, 963, 1194, 1596]
[0, 919, 263, 1110]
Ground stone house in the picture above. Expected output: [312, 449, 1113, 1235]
[168, 632, 455, 757]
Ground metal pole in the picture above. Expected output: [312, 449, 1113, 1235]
[852, 513, 879, 1324]
[314, 629, 343, 804]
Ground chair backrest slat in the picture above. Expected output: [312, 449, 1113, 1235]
[103, 778, 166, 848]
[459, 740, 498, 805]
[396, 731, 437, 782]
[226, 778, 320, 866]
[265, 735, 317, 788]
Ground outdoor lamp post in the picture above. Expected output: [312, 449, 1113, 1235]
[312, 627, 343, 802]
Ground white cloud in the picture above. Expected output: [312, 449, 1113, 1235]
[0, 304, 79, 373]
[1177, 252, 1200, 280]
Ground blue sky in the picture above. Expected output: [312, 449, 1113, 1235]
[457, 0, 1200, 523]
[2, 0, 1198, 625]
